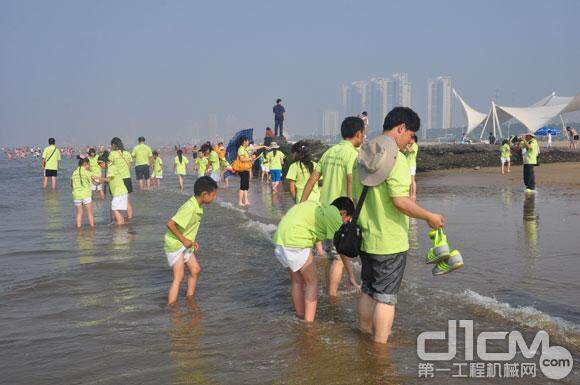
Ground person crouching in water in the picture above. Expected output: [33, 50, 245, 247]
[272, 197, 355, 322]
[164, 176, 218, 304]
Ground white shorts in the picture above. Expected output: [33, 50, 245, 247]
[501, 157, 510, 164]
[111, 194, 128, 211]
[274, 245, 310, 272]
[165, 246, 194, 267]
[91, 183, 103, 191]
[261, 165, 269, 172]
[410, 167, 416, 176]
[211, 172, 220, 182]
[73, 197, 92, 206]
[153, 175, 163, 179]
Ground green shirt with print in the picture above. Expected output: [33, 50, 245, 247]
[42, 145, 61, 171]
[88, 155, 101, 177]
[315, 140, 359, 204]
[196, 157, 208, 175]
[353, 150, 411, 255]
[500, 143, 511, 158]
[131, 143, 153, 166]
[108, 150, 132, 179]
[266, 151, 285, 170]
[208, 151, 220, 173]
[174, 156, 189, 175]
[70, 167, 92, 200]
[107, 163, 128, 197]
[164, 196, 204, 253]
[524, 139, 539, 165]
[286, 161, 320, 204]
[273, 201, 342, 249]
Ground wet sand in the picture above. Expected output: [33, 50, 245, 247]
[422, 161, 580, 189]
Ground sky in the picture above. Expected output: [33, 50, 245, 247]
[1, 0, 579, 146]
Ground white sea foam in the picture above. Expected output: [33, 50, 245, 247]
[459, 289, 580, 344]
[217, 200, 246, 214]
[243, 220, 278, 238]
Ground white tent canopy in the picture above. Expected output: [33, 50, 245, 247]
[452, 89, 487, 135]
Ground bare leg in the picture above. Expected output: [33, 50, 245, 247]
[178, 175, 184, 191]
[112, 210, 125, 225]
[146, 178, 151, 189]
[507, 161, 511, 173]
[43, 176, 48, 189]
[75, 205, 83, 228]
[86, 203, 94, 227]
[51, 176, 57, 190]
[358, 292, 376, 335]
[327, 258, 344, 297]
[372, 303, 396, 344]
[289, 269, 305, 319]
[501, 162, 505, 174]
[185, 254, 201, 298]
[139, 179, 144, 190]
[238, 190, 244, 206]
[299, 252, 318, 322]
[168, 256, 185, 304]
[243, 190, 250, 206]
[126, 195, 133, 219]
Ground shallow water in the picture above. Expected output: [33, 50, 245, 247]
[0, 158, 578, 384]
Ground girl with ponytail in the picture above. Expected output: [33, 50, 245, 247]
[286, 141, 320, 204]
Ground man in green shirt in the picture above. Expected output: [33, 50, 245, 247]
[132, 136, 153, 190]
[354, 107, 446, 345]
[41, 137, 61, 190]
[301, 117, 365, 297]
[273, 197, 355, 322]
[522, 133, 540, 192]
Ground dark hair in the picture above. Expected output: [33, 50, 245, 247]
[361, 111, 367, 116]
[77, 155, 89, 167]
[200, 143, 212, 154]
[177, 149, 183, 163]
[138, 136, 145, 143]
[276, 98, 282, 103]
[383, 107, 420, 132]
[152, 150, 159, 156]
[412, 134, 418, 143]
[48, 138, 55, 145]
[238, 136, 248, 147]
[194, 176, 218, 196]
[341, 117, 365, 139]
[88, 147, 96, 155]
[331, 197, 355, 217]
[291, 140, 314, 174]
[502, 139, 509, 145]
[98, 151, 109, 163]
[111, 137, 125, 151]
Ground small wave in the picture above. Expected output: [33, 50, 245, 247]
[217, 201, 246, 214]
[459, 289, 580, 346]
[243, 220, 278, 238]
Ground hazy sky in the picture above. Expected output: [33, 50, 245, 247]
[1, 0, 579, 146]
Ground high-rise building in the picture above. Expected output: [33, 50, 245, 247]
[392, 73, 412, 107]
[427, 76, 453, 130]
[368, 77, 394, 131]
[340, 80, 369, 118]
[322, 110, 340, 138]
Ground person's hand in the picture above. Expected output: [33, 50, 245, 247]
[194, 242, 200, 251]
[182, 239, 194, 249]
[426, 213, 446, 229]
[315, 242, 325, 257]
[347, 276, 362, 293]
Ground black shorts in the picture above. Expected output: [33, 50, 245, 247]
[360, 251, 407, 305]
[123, 178, 133, 194]
[239, 171, 250, 191]
[44, 169, 57, 177]
[135, 165, 150, 180]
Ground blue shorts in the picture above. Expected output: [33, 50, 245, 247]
[270, 169, 282, 182]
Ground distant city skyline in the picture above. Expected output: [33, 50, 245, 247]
[427, 76, 453, 131]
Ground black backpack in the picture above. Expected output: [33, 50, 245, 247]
[333, 186, 369, 258]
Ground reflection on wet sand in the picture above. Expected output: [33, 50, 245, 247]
[76, 228, 95, 264]
[169, 300, 217, 385]
[43, 190, 63, 233]
[523, 194, 540, 259]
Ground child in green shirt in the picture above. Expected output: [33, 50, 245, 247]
[272, 197, 354, 322]
[500, 139, 511, 174]
[164, 176, 218, 304]
[152, 151, 163, 188]
[70, 156, 104, 228]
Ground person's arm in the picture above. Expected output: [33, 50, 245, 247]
[289, 180, 296, 200]
[346, 174, 353, 201]
[340, 255, 361, 292]
[392, 196, 445, 228]
[166, 219, 193, 249]
[300, 170, 321, 203]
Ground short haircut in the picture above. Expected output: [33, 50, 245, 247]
[276, 98, 282, 103]
[331, 197, 355, 217]
[138, 136, 145, 142]
[238, 136, 248, 146]
[383, 107, 420, 132]
[194, 176, 218, 196]
[48, 138, 55, 145]
[341, 117, 365, 139]
[98, 151, 109, 163]
[152, 150, 158, 156]
[88, 147, 96, 155]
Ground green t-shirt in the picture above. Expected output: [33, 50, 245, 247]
[42, 145, 61, 170]
[196, 157, 208, 175]
[406, 142, 418, 169]
[315, 140, 359, 204]
[153, 157, 163, 176]
[174, 155, 189, 175]
[131, 143, 153, 166]
[353, 151, 411, 255]
[70, 166, 92, 200]
[208, 151, 220, 173]
[238, 146, 250, 159]
[88, 155, 101, 176]
[164, 196, 204, 252]
[500, 143, 511, 158]
[286, 161, 320, 204]
[107, 163, 128, 197]
[273, 201, 342, 249]
[266, 150, 285, 170]
[108, 150, 132, 179]
[524, 139, 539, 165]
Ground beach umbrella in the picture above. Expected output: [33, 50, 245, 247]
[534, 126, 559, 136]
[226, 128, 253, 164]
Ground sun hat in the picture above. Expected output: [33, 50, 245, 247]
[524, 132, 536, 137]
[356, 135, 398, 187]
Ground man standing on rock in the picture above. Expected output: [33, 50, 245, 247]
[273, 98, 285, 137]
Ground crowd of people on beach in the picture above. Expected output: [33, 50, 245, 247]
[25, 103, 578, 346]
